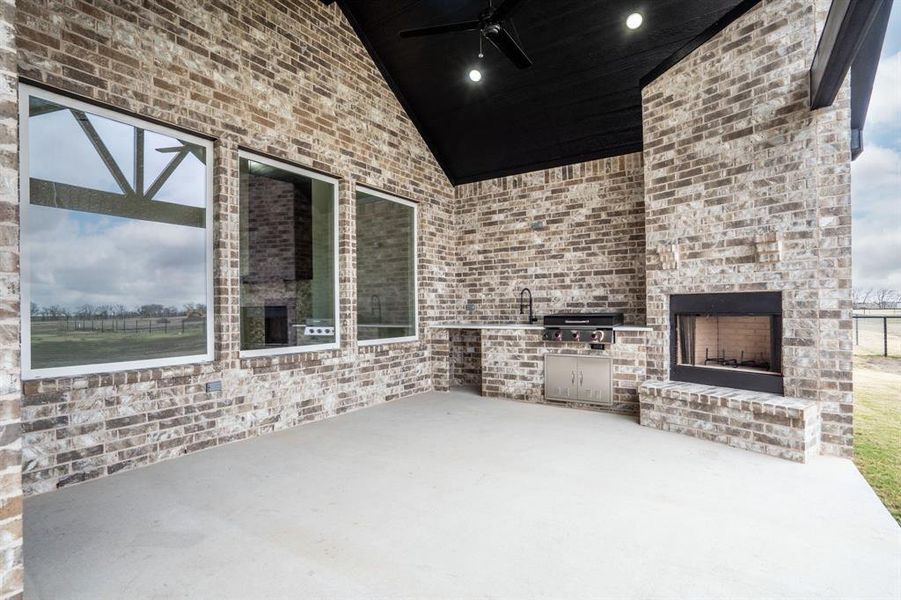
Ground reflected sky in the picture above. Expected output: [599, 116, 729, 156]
[27, 98, 208, 312]
[27, 206, 206, 311]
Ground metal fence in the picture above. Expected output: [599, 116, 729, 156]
[853, 314, 901, 357]
[33, 316, 206, 336]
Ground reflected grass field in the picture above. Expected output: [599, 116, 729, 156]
[30, 320, 206, 369]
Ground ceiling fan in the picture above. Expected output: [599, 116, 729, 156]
[399, 0, 532, 69]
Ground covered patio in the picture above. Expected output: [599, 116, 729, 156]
[25, 391, 900, 599]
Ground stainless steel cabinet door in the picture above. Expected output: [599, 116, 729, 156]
[545, 354, 578, 401]
[577, 356, 612, 404]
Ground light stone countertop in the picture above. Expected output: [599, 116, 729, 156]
[432, 323, 544, 330]
[432, 323, 652, 332]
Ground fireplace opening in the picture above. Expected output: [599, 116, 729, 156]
[670, 292, 783, 394]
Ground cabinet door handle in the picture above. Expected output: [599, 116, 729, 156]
[571, 371, 575, 385]
[579, 371, 583, 385]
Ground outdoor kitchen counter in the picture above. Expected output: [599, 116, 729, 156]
[433, 323, 544, 330]
[432, 323, 652, 331]
[431, 323, 650, 416]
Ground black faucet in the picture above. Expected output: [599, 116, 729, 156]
[519, 288, 537, 323]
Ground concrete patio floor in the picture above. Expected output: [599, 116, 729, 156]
[24, 389, 901, 599]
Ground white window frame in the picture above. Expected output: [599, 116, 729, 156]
[19, 84, 215, 380]
[355, 185, 419, 347]
[237, 150, 341, 359]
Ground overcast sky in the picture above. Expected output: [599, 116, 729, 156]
[852, 4, 901, 293]
[27, 104, 207, 312]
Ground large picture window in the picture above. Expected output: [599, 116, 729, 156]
[20, 85, 214, 378]
[355, 187, 417, 344]
[238, 152, 339, 356]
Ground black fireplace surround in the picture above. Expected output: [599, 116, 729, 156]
[670, 292, 783, 394]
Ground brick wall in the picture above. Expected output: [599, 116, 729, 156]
[641, 0, 853, 455]
[15, 0, 457, 494]
[449, 329, 481, 388]
[0, 0, 20, 594]
[455, 154, 646, 325]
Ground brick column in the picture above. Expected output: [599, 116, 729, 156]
[640, 0, 854, 456]
[215, 139, 241, 367]
[0, 0, 22, 596]
[339, 180, 358, 352]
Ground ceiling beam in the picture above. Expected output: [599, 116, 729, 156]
[849, 0, 893, 159]
[810, 0, 886, 110]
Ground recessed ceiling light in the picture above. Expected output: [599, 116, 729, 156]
[468, 68, 482, 82]
[626, 12, 643, 30]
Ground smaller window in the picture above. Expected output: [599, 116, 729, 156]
[355, 187, 418, 345]
[238, 152, 339, 357]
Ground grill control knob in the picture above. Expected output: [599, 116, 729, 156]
[590, 331, 599, 342]
[571, 331, 580, 341]
[554, 330, 563, 341]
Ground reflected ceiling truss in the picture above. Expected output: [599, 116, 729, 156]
[29, 102, 206, 228]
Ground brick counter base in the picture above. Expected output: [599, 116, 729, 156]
[639, 381, 820, 463]
[480, 329, 648, 416]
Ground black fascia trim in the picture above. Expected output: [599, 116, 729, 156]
[810, 0, 886, 110]
[851, 127, 863, 160]
[333, 1, 456, 185]
[849, 0, 893, 160]
[639, 0, 763, 88]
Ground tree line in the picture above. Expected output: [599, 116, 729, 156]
[31, 302, 207, 320]
[852, 288, 900, 310]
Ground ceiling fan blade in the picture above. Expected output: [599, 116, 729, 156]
[484, 25, 532, 69]
[490, 0, 529, 23]
[399, 20, 480, 38]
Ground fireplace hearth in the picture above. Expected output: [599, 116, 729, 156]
[670, 292, 783, 394]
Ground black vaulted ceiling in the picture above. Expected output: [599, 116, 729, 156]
[335, 0, 761, 184]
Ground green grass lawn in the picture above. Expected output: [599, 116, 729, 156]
[853, 353, 901, 524]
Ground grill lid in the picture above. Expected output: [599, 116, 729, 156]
[543, 313, 624, 328]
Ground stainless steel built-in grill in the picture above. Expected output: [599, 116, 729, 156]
[542, 312, 624, 345]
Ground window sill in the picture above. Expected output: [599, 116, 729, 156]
[22, 353, 214, 381]
[239, 343, 340, 359]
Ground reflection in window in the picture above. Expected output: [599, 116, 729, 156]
[239, 154, 337, 353]
[21, 87, 212, 376]
[356, 189, 417, 343]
